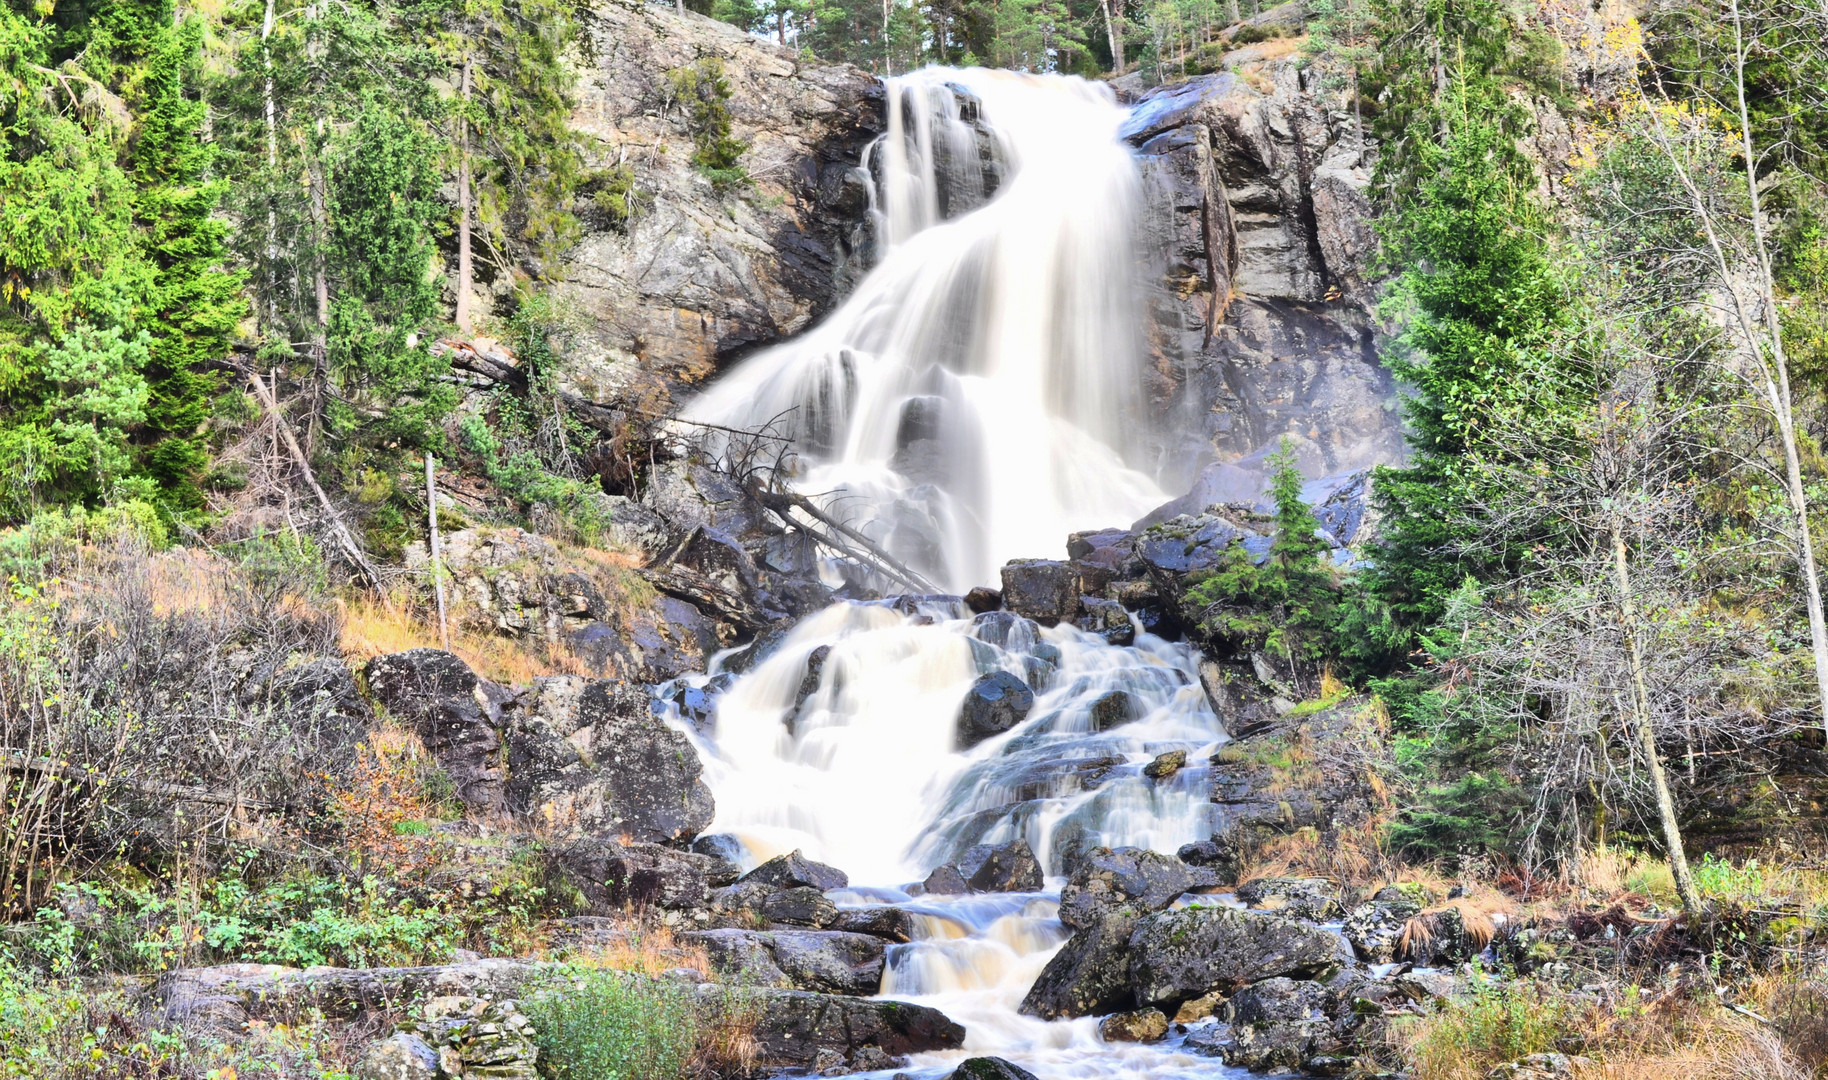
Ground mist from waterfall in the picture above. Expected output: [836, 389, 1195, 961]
[680, 68, 1166, 592]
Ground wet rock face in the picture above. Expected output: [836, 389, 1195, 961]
[553, 2, 884, 405]
[544, 838, 737, 916]
[1017, 908, 1141, 1020]
[741, 850, 850, 892]
[957, 671, 1037, 748]
[1127, 907, 1341, 1009]
[1123, 64, 1405, 505]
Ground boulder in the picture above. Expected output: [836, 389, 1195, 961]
[743, 988, 966, 1068]
[763, 886, 840, 928]
[1219, 1018, 1332, 1073]
[918, 864, 971, 895]
[1099, 1007, 1168, 1042]
[1222, 976, 1328, 1025]
[1127, 908, 1341, 1009]
[741, 850, 849, 892]
[534, 680, 716, 843]
[684, 929, 885, 996]
[1341, 898, 1420, 963]
[354, 1033, 439, 1080]
[147, 959, 544, 1032]
[416, 995, 538, 1080]
[1067, 528, 1139, 571]
[1143, 750, 1186, 780]
[958, 839, 1044, 892]
[957, 671, 1036, 748]
[999, 560, 1080, 625]
[963, 587, 1003, 613]
[830, 906, 915, 943]
[1057, 847, 1204, 930]
[543, 838, 736, 914]
[1088, 689, 1140, 731]
[1236, 877, 1341, 922]
[363, 650, 509, 815]
[1017, 909, 1139, 1020]
[1176, 838, 1239, 881]
[945, 1058, 1039, 1080]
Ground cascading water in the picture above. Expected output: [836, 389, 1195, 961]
[681, 68, 1166, 592]
[664, 68, 1251, 1077]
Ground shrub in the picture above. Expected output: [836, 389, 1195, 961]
[525, 967, 702, 1080]
[666, 59, 748, 190]
[1400, 973, 1567, 1080]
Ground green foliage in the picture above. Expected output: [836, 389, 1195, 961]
[326, 101, 451, 451]
[524, 968, 703, 1080]
[668, 59, 749, 191]
[1344, 44, 1572, 671]
[1404, 971, 1568, 1076]
[1183, 440, 1338, 682]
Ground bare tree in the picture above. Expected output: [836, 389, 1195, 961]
[1625, 0, 1828, 740]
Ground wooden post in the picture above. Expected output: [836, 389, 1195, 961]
[427, 453, 450, 651]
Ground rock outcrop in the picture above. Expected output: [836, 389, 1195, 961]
[552, 0, 883, 405]
[1122, 62, 1404, 496]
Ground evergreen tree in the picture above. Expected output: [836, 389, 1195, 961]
[127, 11, 246, 516]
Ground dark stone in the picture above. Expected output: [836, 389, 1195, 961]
[830, 906, 915, 943]
[918, 864, 970, 896]
[958, 839, 1044, 893]
[684, 929, 886, 996]
[1057, 847, 1203, 931]
[945, 1058, 1039, 1080]
[787, 645, 832, 733]
[1017, 909, 1139, 1020]
[1341, 899, 1421, 963]
[574, 679, 716, 843]
[363, 650, 506, 815]
[964, 587, 1003, 614]
[692, 832, 749, 867]
[1128, 908, 1342, 1009]
[763, 886, 840, 928]
[545, 838, 734, 912]
[1067, 528, 1138, 570]
[999, 559, 1080, 625]
[957, 671, 1036, 748]
[743, 988, 966, 1068]
[1076, 596, 1135, 646]
[1176, 839, 1239, 881]
[1088, 690, 1139, 731]
[1223, 976, 1328, 1025]
[741, 850, 849, 892]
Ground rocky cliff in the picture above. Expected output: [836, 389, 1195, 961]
[1122, 61, 1405, 500]
[551, 0, 884, 407]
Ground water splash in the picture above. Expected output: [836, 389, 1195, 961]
[680, 68, 1165, 592]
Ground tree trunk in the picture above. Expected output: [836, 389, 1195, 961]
[882, 0, 893, 76]
[455, 56, 473, 336]
[1101, 0, 1124, 71]
[1611, 528, 1702, 915]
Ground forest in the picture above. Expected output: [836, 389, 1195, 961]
[3, 0, 1828, 1077]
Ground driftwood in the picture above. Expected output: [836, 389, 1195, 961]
[748, 485, 941, 595]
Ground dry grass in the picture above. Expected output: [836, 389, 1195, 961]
[339, 592, 592, 684]
[567, 917, 713, 978]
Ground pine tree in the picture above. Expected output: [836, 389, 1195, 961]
[128, 11, 247, 516]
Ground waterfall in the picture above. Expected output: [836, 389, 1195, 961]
[680, 68, 1166, 593]
[665, 67, 1240, 1078]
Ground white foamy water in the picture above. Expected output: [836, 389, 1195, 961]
[664, 66, 1247, 1078]
[680, 68, 1165, 592]
[657, 598, 1238, 1076]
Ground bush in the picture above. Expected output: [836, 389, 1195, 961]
[525, 968, 702, 1080]
[1401, 973, 1567, 1080]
